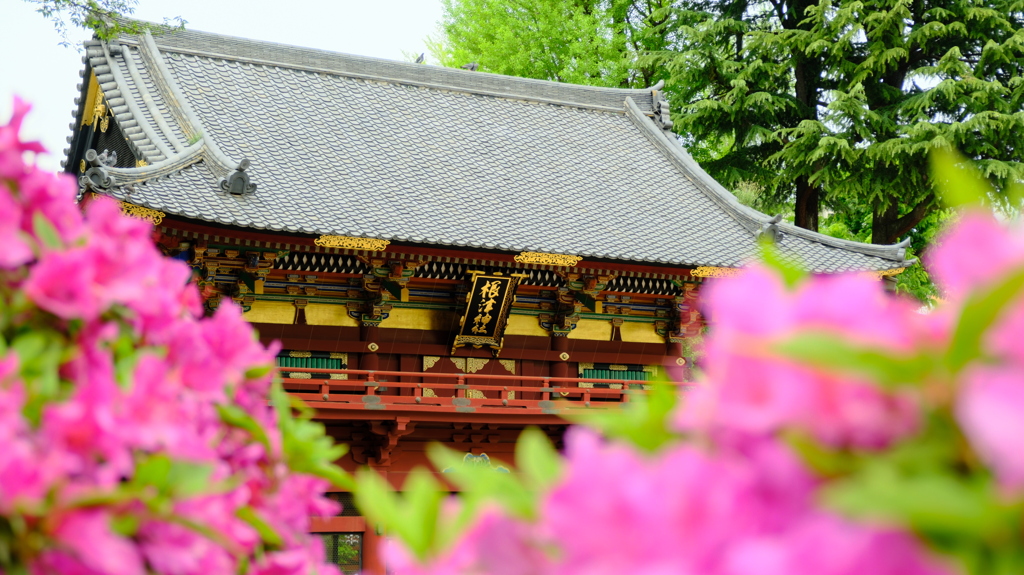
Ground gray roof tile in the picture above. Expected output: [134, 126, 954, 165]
[87, 26, 910, 273]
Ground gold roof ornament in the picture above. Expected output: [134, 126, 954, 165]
[691, 266, 743, 278]
[119, 202, 165, 225]
[514, 252, 582, 266]
[314, 235, 390, 251]
[871, 267, 907, 279]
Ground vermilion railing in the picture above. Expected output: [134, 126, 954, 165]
[280, 368, 690, 415]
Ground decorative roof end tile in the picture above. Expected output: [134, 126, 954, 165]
[219, 159, 256, 195]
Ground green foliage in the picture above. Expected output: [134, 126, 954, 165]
[430, 0, 633, 85]
[269, 384, 353, 490]
[25, 0, 186, 47]
[435, 0, 1024, 249]
[353, 428, 563, 561]
[566, 376, 678, 451]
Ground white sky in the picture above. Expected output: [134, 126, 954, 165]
[1, 0, 445, 170]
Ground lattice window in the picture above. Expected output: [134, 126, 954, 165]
[276, 351, 348, 380]
[578, 363, 655, 390]
[320, 533, 362, 575]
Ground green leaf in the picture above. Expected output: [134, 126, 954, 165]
[774, 331, 938, 387]
[215, 404, 271, 449]
[515, 427, 563, 490]
[822, 464, 1021, 542]
[133, 454, 173, 489]
[166, 460, 215, 497]
[427, 443, 534, 521]
[758, 241, 807, 288]
[947, 267, 1024, 373]
[931, 147, 995, 208]
[567, 376, 679, 452]
[32, 211, 63, 250]
[110, 514, 140, 537]
[245, 363, 273, 380]
[354, 467, 447, 561]
[236, 506, 284, 547]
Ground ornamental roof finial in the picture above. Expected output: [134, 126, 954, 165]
[219, 159, 256, 196]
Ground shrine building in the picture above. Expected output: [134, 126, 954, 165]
[63, 25, 913, 573]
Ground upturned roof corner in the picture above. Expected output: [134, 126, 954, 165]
[62, 22, 912, 274]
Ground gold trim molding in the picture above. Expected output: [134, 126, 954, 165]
[691, 266, 742, 278]
[874, 267, 906, 279]
[466, 358, 489, 374]
[119, 202, 165, 225]
[514, 251, 582, 266]
[314, 235, 390, 251]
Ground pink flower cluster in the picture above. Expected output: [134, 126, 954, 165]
[0, 98, 340, 574]
[929, 212, 1024, 490]
[677, 266, 930, 449]
[386, 190, 1024, 572]
[388, 430, 948, 575]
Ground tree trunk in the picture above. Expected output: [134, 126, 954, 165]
[871, 194, 934, 245]
[794, 175, 819, 231]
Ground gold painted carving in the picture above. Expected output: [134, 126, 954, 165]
[449, 357, 466, 372]
[314, 235, 390, 251]
[471, 280, 503, 334]
[423, 388, 437, 398]
[119, 202, 165, 225]
[642, 365, 659, 373]
[506, 390, 515, 400]
[466, 358, 489, 374]
[559, 352, 570, 361]
[467, 389, 486, 399]
[367, 343, 379, 352]
[675, 357, 686, 366]
[330, 352, 348, 361]
[289, 351, 312, 358]
[91, 91, 108, 131]
[423, 356, 441, 371]
[499, 359, 515, 374]
[79, 159, 86, 173]
[691, 266, 742, 278]
[285, 372, 311, 379]
[514, 252, 582, 267]
[578, 362, 594, 372]
[330, 373, 348, 380]
[609, 364, 628, 371]
[872, 267, 907, 279]
[136, 159, 149, 168]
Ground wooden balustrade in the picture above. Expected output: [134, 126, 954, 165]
[279, 367, 692, 417]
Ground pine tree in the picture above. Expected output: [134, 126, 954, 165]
[435, 0, 1024, 243]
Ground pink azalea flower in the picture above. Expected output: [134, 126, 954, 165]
[0, 181, 33, 268]
[47, 510, 146, 575]
[0, 96, 45, 178]
[927, 211, 1024, 299]
[956, 366, 1024, 490]
[22, 246, 106, 320]
[723, 514, 951, 575]
[384, 507, 549, 575]
[680, 265, 924, 448]
[17, 167, 86, 244]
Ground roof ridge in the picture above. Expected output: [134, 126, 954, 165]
[116, 23, 657, 114]
[622, 97, 909, 267]
[137, 31, 242, 180]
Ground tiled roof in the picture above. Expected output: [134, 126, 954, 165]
[67, 27, 913, 273]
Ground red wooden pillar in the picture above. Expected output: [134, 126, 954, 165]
[399, 354, 420, 396]
[361, 324, 379, 371]
[551, 334, 569, 379]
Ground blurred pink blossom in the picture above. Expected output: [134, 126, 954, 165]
[678, 266, 924, 449]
